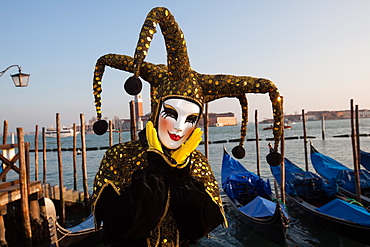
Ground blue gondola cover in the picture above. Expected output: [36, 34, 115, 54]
[271, 158, 337, 197]
[222, 152, 272, 199]
[336, 170, 370, 193]
[223, 173, 272, 199]
[316, 199, 370, 226]
[311, 148, 370, 193]
[239, 196, 276, 217]
[361, 150, 370, 171]
[310, 150, 350, 181]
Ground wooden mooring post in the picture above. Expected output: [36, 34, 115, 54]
[255, 110, 261, 177]
[109, 120, 113, 146]
[204, 103, 209, 159]
[280, 97, 286, 205]
[350, 100, 361, 203]
[302, 109, 309, 171]
[321, 115, 325, 140]
[56, 113, 65, 226]
[80, 113, 90, 212]
[73, 123, 78, 190]
[130, 100, 137, 141]
[17, 127, 32, 246]
[42, 127, 47, 183]
[34, 125, 39, 181]
[2, 120, 8, 182]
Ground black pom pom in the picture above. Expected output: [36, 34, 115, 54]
[232, 145, 245, 159]
[124, 76, 142, 95]
[266, 151, 283, 166]
[93, 120, 108, 135]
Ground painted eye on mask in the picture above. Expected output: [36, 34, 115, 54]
[161, 104, 178, 120]
[186, 114, 198, 125]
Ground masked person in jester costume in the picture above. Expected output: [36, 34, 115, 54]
[91, 7, 284, 247]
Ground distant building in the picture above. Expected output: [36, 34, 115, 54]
[199, 112, 237, 127]
[263, 109, 370, 123]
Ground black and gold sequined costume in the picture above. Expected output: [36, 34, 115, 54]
[90, 6, 284, 247]
[92, 131, 226, 246]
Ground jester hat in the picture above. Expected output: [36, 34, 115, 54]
[92, 7, 283, 165]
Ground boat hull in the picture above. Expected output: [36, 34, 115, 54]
[56, 224, 102, 247]
[224, 194, 288, 246]
[286, 194, 370, 245]
[221, 149, 288, 246]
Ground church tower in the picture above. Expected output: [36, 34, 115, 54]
[134, 93, 143, 118]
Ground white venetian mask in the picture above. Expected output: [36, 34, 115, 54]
[157, 98, 201, 149]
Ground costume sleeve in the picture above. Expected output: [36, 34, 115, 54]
[93, 145, 168, 246]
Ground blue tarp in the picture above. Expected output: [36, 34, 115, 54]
[223, 173, 272, 199]
[316, 198, 370, 226]
[221, 151, 248, 185]
[336, 169, 370, 193]
[270, 158, 338, 197]
[222, 152, 272, 198]
[311, 148, 370, 192]
[270, 158, 304, 186]
[310, 150, 350, 181]
[361, 150, 370, 171]
[239, 196, 276, 217]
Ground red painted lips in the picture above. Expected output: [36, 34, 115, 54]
[168, 132, 182, 141]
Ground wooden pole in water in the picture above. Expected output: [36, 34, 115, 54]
[80, 113, 89, 204]
[204, 103, 209, 159]
[255, 109, 260, 177]
[302, 109, 309, 171]
[25, 142, 30, 193]
[130, 100, 137, 141]
[119, 127, 122, 143]
[56, 113, 65, 226]
[17, 127, 32, 246]
[2, 120, 7, 145]
[355, 104, 362, 203]
[34, 125, 39, 181]
[321, 115, 325, 140]
[109, 120, 113, 146]
[42, 127, 47, 183]
[280, 97, 286, 205]
[356, 105, 361, 177]
[73, 123, 77, 191]
[2, 120, 8, 182]
[350, 100, 361, 203]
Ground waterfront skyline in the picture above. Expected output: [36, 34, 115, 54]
[2, 1, 370, 132]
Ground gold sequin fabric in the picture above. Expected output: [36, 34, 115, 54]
[91, 140, 226, 246]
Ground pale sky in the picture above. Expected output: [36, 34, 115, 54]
[1, 1, 370, 132]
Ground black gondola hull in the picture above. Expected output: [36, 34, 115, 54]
[286, 194, 370, 245]
[224, 194, 288, 246]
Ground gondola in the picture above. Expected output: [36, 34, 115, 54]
[270, 156, 370, 245]
[44, 197, 102, 247]
[310, 143, 370, 206]
[221, 149, 289, 246]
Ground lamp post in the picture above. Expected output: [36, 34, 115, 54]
[0, 65, 30, 87]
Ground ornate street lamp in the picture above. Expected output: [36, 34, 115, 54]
[0, 65, 30, 87]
